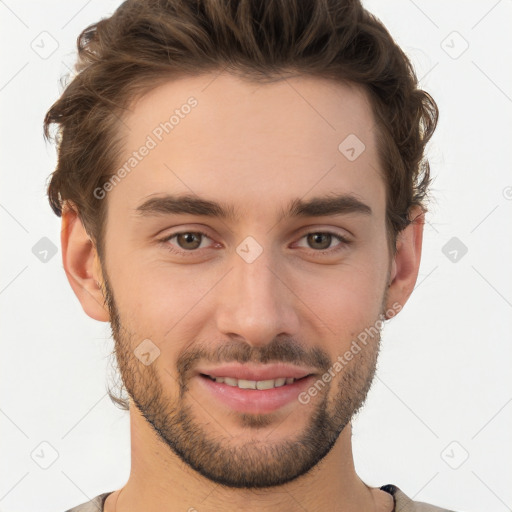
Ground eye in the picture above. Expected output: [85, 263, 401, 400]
[295, 231, 350, 254]
[160, 230, 215, 256]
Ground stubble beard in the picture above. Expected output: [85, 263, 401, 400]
[102, 272, 384, 489]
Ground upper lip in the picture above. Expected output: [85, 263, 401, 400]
[196, 363, 316, 381]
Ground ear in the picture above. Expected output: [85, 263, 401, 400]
[385, 206, 425, 315]
[61, 203, 110, 322]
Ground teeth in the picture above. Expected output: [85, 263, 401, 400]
[210, 375, 298, 389]
[256, 379, 275, 390]
[238, 379, 256, 389]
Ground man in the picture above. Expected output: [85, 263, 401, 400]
[44, 0, 450, 510]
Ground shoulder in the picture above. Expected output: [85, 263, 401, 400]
[381, 484, 458, 512]
[63, 492, 113, 512]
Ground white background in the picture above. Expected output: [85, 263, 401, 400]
[1, 1, 511, 511]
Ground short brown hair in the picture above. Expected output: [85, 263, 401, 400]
[44, 0, 438, 258]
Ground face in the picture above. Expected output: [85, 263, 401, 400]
[99, 72, 393, 488]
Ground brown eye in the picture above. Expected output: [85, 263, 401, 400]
[306, 233, 333, 250]
[176, 232, 204, 250]
[160, 230, 214, 256]
[295, 231, 350, 255]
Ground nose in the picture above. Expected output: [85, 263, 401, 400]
[215, 246, 300, 348]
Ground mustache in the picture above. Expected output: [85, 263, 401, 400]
[176, 337, 332, 382]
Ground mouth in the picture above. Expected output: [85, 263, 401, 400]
[193, 364, 318, 415]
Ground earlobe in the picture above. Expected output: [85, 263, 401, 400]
[61, 203, 110, 322]
[385, 206, 425, 314]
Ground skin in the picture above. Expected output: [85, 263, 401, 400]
[61, 72, 423, 511]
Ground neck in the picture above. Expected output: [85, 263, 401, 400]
[105, 406, 390, 512]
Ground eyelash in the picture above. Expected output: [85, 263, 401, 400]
[158, 230, 351, 257]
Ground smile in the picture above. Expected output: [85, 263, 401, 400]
[202, 374, 303, 390]
[196, 372, 316, 414]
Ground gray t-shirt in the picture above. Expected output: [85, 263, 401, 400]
[64, 484, 456, 511]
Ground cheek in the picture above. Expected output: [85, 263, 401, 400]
[294, 251, 388, 343]
[108, 256, 222, 343]
[312, 274, 383, 336]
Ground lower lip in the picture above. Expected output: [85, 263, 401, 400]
[196, 374, 315, 414]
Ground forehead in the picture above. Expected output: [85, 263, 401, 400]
[109, 72, 383, 221]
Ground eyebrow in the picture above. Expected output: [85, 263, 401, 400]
[134, 193, 372, 222]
